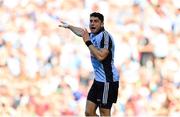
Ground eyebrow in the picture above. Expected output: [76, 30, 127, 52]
[90, 19, 99, 22]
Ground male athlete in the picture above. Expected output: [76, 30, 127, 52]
[59, 12, 119, 116]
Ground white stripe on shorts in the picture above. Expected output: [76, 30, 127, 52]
[102, 82, 109, 104]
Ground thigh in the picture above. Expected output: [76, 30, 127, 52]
[85, 100, 98, 116]
[99, 108, 111, 116]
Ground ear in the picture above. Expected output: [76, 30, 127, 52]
[101, 22, 104, 27]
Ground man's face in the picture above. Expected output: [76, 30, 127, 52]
[89, 16, 103, 34]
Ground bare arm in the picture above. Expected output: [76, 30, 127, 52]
[89, 45, 109, 61]
[59, 21, 84, 37]
[68, 25, 84, 37]
[82, 29, 109, 61]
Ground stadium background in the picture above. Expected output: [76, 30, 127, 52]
[0, 0, 180, 116]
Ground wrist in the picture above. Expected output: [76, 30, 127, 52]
[85, 40, 92, 47]
[64, 23, 69, 28]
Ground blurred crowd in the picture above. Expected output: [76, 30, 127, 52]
[0, 0, 180, 116]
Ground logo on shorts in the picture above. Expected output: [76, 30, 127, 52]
[97, 99, 101, 102]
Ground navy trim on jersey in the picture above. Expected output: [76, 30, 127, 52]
[100, 33, 113, 82]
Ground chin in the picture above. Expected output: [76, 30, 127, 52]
[91, 30, 97, 34]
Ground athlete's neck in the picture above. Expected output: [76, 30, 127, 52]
[94, 27, 105, 35]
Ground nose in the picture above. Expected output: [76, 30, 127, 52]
[90, 21, 94, 25]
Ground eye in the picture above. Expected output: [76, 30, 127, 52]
[94, 20, 98, 23]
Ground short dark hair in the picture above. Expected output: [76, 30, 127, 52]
[90, 12, 104, 22]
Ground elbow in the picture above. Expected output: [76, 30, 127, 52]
[95, 53, 108, 61]
[96, 56, 106, 61]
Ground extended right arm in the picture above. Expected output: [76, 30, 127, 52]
[68, 25, 84, 37]
[59, 21, 84, 37]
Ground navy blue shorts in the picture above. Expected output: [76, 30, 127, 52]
[87, 80, 119, 109]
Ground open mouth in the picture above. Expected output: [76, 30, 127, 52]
[90, 27, 95, 30]
[90, 27, 96, 32]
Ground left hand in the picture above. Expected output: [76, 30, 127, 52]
[82, 28, 90, 43]
[58, 21, 69, 28]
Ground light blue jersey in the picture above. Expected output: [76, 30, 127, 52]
[90, 28, 119, 82]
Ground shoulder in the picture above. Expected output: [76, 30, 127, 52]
[102, 30, 113, 41]
[103, 31, 109, 38]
